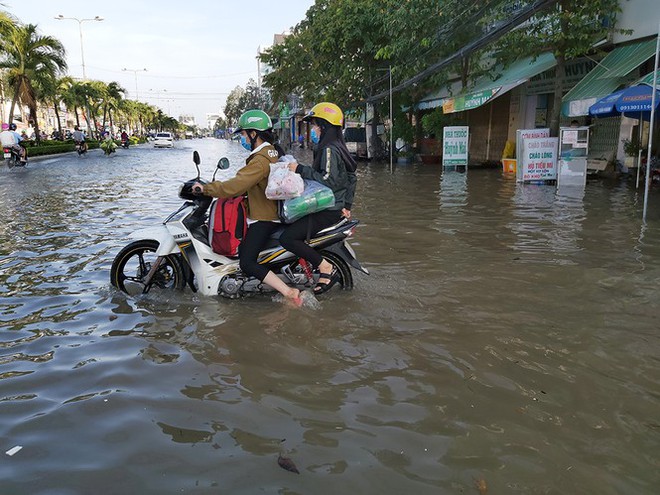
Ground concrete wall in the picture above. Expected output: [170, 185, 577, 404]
[613, 0, 660, 43]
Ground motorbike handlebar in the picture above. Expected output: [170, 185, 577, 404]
[180, 178, 208, 200]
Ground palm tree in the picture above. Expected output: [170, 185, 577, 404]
[84, 80, 106, 136]
[60, 78, 86, 130]
[104, 81, 125, 132]
[0, 23, 67, 142]
[32, 73, 61, 138]
[0, 10, 19, 124]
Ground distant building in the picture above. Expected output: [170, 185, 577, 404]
[179, 114, 195, 127]
[206, 113, 221, 129]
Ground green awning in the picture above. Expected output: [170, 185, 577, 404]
[416, 80, 463, 110]
[442, 52, 556, 113]
[562, 39, 657, 117]
[638, 69, 660, 89]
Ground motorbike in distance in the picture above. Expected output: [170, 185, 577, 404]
[110, 151, 368, 298]
[3, 146, 23, 168]
[75, 141, 87, 155]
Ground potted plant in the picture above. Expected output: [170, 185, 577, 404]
[419, 109, 445, 164]
[622, 138, 642, 169]
[392, 115, 415, 163]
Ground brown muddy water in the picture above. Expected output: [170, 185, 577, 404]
[1, 139, 659, 494]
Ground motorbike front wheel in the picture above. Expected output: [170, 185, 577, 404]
[110, 239, 186, 295]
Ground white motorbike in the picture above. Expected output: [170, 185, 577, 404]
[110, 151, 368, 298]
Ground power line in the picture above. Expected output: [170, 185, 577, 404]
[368, 0, 510, 89]
[85, 65, 256, 79]
[365, 0, 559, 103]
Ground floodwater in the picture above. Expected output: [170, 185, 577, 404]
[1, 139, 659, 494]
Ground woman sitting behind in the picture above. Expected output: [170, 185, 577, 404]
[280, 102, 357, 295]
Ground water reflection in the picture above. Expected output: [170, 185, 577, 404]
[1, 146, 660, 493]
[509, 183, 586, 264]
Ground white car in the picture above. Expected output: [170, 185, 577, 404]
[154, 132, 174, 148]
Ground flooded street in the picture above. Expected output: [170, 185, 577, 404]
[1, 139, 660, 494]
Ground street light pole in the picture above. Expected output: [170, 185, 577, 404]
[388, 65, 393, 173]
[54, 15, 104, 80]
[377, 66, 394, 173]
[123, 68, 148, 101]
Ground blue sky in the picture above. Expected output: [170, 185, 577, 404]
[4, 0, 315, 126]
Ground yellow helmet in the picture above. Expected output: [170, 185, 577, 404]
[303, 102, 344, 127]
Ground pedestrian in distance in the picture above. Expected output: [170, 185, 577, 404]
[280, 102, 357, 295]
[192, 109, 302, 306]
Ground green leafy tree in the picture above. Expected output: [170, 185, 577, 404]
[260, 0, 396, 153]
[213, 115, 227, 131]
[238, 78, 268, 113]
[261, 0, 395, 107]
[373, 0, 492, 145]
[259, 0, 493, 150]
[224, 85, 245, 126]
[60, 77, 85, 129]
[101, 81, 126, 131]
[493, 0, 629, 135]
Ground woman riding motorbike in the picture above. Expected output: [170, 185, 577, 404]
[192, 109, 301, 305]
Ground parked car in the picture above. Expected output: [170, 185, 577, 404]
[343, 127, 367, 159]
[154, 132, 174, 148]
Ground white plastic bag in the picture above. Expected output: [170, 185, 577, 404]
[265, 155, 304, 200]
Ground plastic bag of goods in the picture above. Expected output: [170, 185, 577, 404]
[280, 180, 335, 223]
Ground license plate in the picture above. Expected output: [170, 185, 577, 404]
[3, 152, 10, 159]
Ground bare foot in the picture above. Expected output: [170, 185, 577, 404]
[285, 288, 302, 307]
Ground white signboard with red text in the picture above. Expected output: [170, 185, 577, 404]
[519, 137, 559, 182]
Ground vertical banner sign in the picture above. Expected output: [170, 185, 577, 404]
[520, 137, 559, 182]
[442, 126, 469, 166]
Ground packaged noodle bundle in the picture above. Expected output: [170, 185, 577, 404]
[265, 155, 304, 200]
[280, 179, 335, 223]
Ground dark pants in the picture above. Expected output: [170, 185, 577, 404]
[239, 221, 281, 281]
[279, 209, 343, 268]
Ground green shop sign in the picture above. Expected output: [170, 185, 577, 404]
[443, 88, 498, 113]
[279, 103, 290, 129]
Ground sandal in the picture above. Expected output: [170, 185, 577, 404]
[313, 269, 339, 295]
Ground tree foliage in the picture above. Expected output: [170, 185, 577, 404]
[492, 0, 629, 135]
[224, 85, 245, 126]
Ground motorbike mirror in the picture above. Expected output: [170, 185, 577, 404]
[212, 157, 230, 181]
[193, 151, 201, 179]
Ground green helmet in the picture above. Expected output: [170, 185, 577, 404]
[234, 109, 272, 133]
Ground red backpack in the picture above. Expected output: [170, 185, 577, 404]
[208, 197, 247, 257]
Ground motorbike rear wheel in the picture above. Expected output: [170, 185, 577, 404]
[6, 154, 19, 168]
[319, 250, 353, 291]
[110, 239, 186, 295]
[284, 251, 353, 293]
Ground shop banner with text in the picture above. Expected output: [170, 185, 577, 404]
[442, 126, 469, 166]
[520, 137, 558, 182]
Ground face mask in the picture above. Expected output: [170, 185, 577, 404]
[240, 134, 252, 151]
[310, 128, 320, 144]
